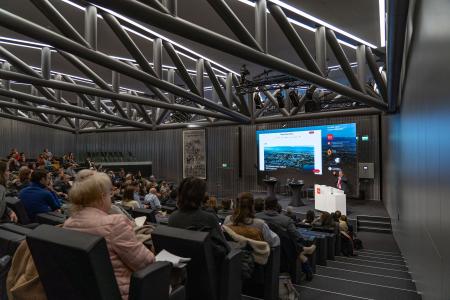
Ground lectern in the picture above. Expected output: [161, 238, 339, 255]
[289, 180, 305, 206]
[263, 178, 278, 198]
[314, 185, 346, 215]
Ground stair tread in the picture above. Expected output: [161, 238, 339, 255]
[295, 285, 368, 299]
[358, 226, 392, 231]
[358, 220, 392, 225]
[334, 256, 408, 271]
[316, 265, 416, 291]
[327, 260, 411, 279]
[297, 274, 420, 300]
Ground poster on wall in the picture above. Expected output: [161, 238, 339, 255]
[183, 129, 206, 179]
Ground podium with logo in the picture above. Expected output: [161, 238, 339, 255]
[314, 184, 346, 215]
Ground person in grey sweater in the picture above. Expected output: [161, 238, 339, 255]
[0, 161, 18, 223]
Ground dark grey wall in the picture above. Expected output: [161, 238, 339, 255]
[0, 118, 75, 158]
[77, 114, 381, 200]
[382, 0, 450, 298]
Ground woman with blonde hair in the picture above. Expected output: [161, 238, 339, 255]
[63, 170, 154, 300]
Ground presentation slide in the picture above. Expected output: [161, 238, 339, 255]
[259, 130, 323, 173]
[257, 123, 357, 176]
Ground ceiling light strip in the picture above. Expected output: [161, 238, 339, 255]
[237, 0, 376, 49]
[379, 0, 386, 47]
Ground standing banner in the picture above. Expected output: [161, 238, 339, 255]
[183, 129, 206, 179]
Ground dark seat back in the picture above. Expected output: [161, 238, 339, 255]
[267, 223, 300, 282]
[152, 225, 219, 300]
[35, 212, 67, 225]
[5, 197, 31, 225]
[27, 225, 122, 300]
[0, 223, 33, 236]
[130, 208, 157, 223]
[0, 229, 25, 256]
[0, 255, 12, 300]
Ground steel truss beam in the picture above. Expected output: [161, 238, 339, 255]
[0, 99, 112, 124]
[81, 0, 388, 111]
[78, 108, 381, 133]
[0, 46, 76, 127]
[0, 110, 76, 133]
[0, 69, 236, 122]
[0, 9, 251, 123]
[0, 87, 155, 130]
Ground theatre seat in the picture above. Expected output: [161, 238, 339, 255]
[27, 225, 177, 300]
[152, 225, 242, 300]
[35, 212, 67, 225]
[312, 224, 341, 257]
[243, 245, 280, 300]
[5, 197, 36, 226]
[0, 229, 25, 256]
[0, 223, 33, 236]
[130, 208, 157, 223]
[0, 255, 11, 300]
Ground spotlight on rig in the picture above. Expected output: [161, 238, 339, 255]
[288, 90, 300, 107]
[275, 90, 285, 108]
[253, 92, 263, 109]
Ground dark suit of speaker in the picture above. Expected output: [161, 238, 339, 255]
[336, 176, 349, 195]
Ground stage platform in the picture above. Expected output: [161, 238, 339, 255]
[252, 192, 389, 222]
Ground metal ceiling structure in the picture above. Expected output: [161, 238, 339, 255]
[0, 0, 387, 133]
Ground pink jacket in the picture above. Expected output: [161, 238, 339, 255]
[63, 207, 154, 300]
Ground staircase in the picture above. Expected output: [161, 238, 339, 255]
[357, 215, 392, 233]
[295, 247, 421, 300]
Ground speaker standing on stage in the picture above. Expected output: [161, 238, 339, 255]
[336, 170, 349, 194]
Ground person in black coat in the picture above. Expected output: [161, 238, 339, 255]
[336, 170, 349, 195]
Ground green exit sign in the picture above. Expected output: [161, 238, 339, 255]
[362, 135, 369, 141]
[222, 163, 228, 168]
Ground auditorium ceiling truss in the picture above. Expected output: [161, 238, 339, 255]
[0, 0, 387, 133]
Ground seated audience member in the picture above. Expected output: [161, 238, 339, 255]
[18, 152, 27, 166]
[338, 214, 356, 256]
[162, 189, 177, 207]
[12, 166, 31, 191]
[0, 161, 18, 223]
[64, 163, 77, 177]
[284, 206, 298, 223]
[256, 196, 316, 279]
[43, 148, 53, 161]
[204, 196, 218, 214]
[312, 211, 335, 229]
[339, 214, 349, 233]
[302, 210, 316, 225]
[64, 171, 154, 300]
[121, 186, 141, 210]
[217, 198, 233, 216]
[7, 156, 20, 172]
[19, 169, 62, 221]
[168, 177, 230, 259]
[254, 197, 265, 213]
[143, 187, 161, 210]
[223, 192, 279, 247]
[8, 148, 20, 161]
[53, 173, 71, 198]
[159, 181, 170, 200]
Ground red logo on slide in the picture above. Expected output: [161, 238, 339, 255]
[327, 134, 334, 141]
[313, 169, 320, 173]
[316, 187, 320, 194]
